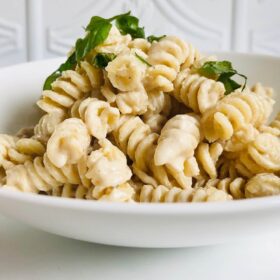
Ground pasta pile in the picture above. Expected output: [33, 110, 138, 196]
[0, 12, 279, 203]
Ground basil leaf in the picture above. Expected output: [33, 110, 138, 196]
[218, 73, 241, 95]
[147, 35, 166, 43]
[197, 60, 247, 94]
[76, 21, 112, 62]
[135, 52, 151, 66]
[43, 11, 145, 90]
[115, 13, 145, 39]
[197, 61, 236, 80]
[92, 53, 116, 68]
[43, 53, 77, 90]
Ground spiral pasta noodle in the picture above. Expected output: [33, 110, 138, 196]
[181, 43, 202, 69]
[235, 132, 280, 177]
[34, 112, 66, 144]
[172, 68, 225, 113]
[4, 153, 81, 193]
[129, 38, 151, 54]
[245, 173, 280, 198]
[86, 139, 132, 187]
[51, 184, 89, 199]
[142, 90, 172, 133]
[196, 177, 246, 199]
[201, 89, 275, 142]
[47, 118, 91, 168]
[113, 115, 192, 189]
[92, 182, 135, 202]
[140, 184, 231, 203]
[154, 114, 201, 171]
[0, 135, 45, 170]
[145, 36, 188, 92]
[196, 142, 223, 179]
[95, 26, 131, 55]
[70, 97, 120, 139]
[37, 61, 102, 114]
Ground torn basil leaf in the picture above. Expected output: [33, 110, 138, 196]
[147, 35, 166, 43]
[92, 53, 116, 68]
[135, 52, 151, 66]
[196, 60, 247, 94]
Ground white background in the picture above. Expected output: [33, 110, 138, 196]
[1, 1, 280, 279]
[0, 0, 280, 66]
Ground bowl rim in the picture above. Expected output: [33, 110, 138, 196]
[1, 189, 280, 215]
[0, 52, 280, 216]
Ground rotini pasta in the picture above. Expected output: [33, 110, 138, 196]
[106, 49, 147, 92]
[172, 68, 225, 113]
[144, 36, 188, 92]
[47, 118, 91, 168]
[201, 88, 275, 142]
[92, 182, 135, 202]
[4, 153, 81, 193]
[113, 115, 192, 189]
[37, 61, 102, 114]
[34, 112, 66, 144]
[70, 97, 120, 139]
[154, 114, 201, 171]
[245, 173, 280, 198]
[2, 11, 280, 203]
[140, 184, 231, 203]
[196, 142, 223, 179]
[196, 177, 246, 199]
[95, 26, 131, 55]
[86, 139, 132, 187]
[235, 132, 280, 177]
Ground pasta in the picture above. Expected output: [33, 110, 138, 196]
[196, 142, 223, 179]
[4, 154, 81, 193]
[0, 135, 45, 170]
[154, 114, 201, 171]
[144, 36, 188, 92]
[128, 38, 151, 54]
[172, 68, 225, 113]
[140, 184, 231, 203]
[86, 139, 132, 187]
[37, 61, 102, 114]
[142, 90, 172, 132]
[92, 182, 135, 202]
[47, 118, 91, 168]
[1, 11, 280, 203]
[106, 49, 147, 92]
[235, 132, 280, 177]
[95, 26, 131, 55]
[113, 115, 192, 189]
[34, 112, 66, 144]
[196, 177, 246, 199]
[245, 173, 280, 198]
[201, 88, 275, 142]
[70, 97, 120, 139]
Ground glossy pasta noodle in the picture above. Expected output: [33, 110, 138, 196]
[1, 12, 279, 203]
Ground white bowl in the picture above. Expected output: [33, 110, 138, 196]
[0, 53, 279, 248]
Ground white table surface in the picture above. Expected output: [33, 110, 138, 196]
[0, 214, 279, 280]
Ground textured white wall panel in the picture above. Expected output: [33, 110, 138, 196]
[0, 0, 280, 66]
[0, 0, 26, 66]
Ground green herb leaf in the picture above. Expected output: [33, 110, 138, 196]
[114, 12, 145, 39]
[135, 52, 151, 66]
[76, 20, 112, 62]
[218, 73, 241, 95]
[92, 53, 116, 68]
[43, 11, 145, 89]
[196, 60, 247, 94]
[147, 35, 166, 43]
[43, 53, 77, 90]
